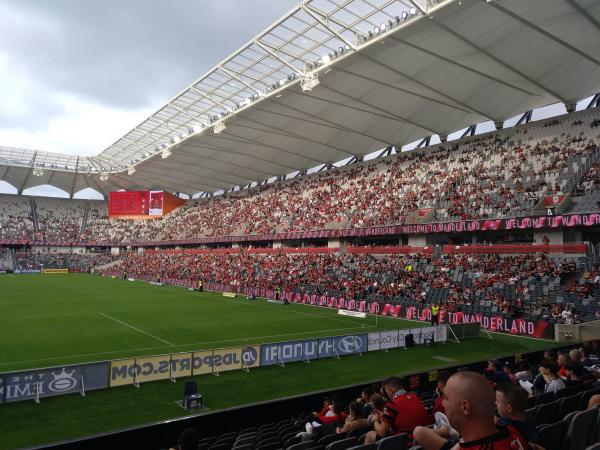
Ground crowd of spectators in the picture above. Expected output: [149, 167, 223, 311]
[33, 197, 86, 242]
[87, 127, 598, 241]
[15, 251, 115, 271]
[0, 194, 34, 240]
[105, 250, 588, 324]
[170, 344, 599, 450]
[1, 113, 598, 245]
[0, 247, 11, 271]
[573, 161, 600, 194]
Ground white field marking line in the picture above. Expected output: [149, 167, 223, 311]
[130, 280, 356, 324]
[99, 312, 175, 346]
[158, 284, 372, 326]
[0, 312, 99, 321]
[0, 345, 173, 367]
[170, 324, 370, 349]
[0, 323, 373, 368]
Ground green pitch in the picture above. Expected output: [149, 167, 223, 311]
[0, 274, 555, 449]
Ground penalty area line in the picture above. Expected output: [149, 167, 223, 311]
[99, 312, 175, 346]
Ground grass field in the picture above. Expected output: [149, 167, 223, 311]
[0, 274, 556, 449]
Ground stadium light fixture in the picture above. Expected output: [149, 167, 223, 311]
[128, 166, 136, 175]
[301, 73, 320, 92]
[214, 121, 226, 134]
[409, 7, 417, 15]
[402, 11, 408, 19]
[161, 148, 172, 159]
[171, 135, 181, 144]
[191, 124, 203, 134]
[322, 54, 331, 64]
[32, 168, 44, 177]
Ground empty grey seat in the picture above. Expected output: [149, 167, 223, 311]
[565, 408, 599, 450]
[327, 437, 358, 450]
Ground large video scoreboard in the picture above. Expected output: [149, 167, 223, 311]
[108, 191, 184, 219]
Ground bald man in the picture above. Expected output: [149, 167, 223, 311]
[414, 371, 543, 450]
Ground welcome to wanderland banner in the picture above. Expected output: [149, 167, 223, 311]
[281, 291, 555, 340]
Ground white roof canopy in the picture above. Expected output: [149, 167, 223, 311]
[1, 0, 600, 196]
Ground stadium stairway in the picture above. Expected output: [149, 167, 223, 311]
[30, 197, 39, 232]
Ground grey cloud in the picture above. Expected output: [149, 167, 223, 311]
[0, 0, 300, 110]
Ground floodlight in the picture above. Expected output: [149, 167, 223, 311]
[300, 72, 320, 92]
[32, 168, 44, 177]
[172, 135, 181, 144]
[322, 54, 331, 64]
[344, 44, 350, 51]
[161, 148, 172, 159]
[192, 124, 203, 133]
[128, 166, 136, 175]
[409, 7, 417, 14]
[402, 11, 408, 19]
[380, 23, 387, 31]
[214, 121, 226, 134]
[374, 26, 380, 34]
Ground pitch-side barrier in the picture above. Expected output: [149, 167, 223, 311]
[0, 323, 482, 405]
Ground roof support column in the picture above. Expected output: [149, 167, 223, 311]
[587, 94, 600, 109]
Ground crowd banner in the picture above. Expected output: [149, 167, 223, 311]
[2, 362, 108, 402]
[42, 268, 69, 274]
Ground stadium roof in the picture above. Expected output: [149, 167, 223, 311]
[1, 0, 600, 197]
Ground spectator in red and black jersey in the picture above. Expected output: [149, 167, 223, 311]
[413, 371, 540, 450]
[312, 395, 347, 425]
[364, 377, 430, 444]
[495, 383, 537, 441]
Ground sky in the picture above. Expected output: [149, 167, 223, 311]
[0, 0, 300, 197]
[0, 0, 594, 199]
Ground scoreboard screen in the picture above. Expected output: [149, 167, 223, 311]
[108, 191, 150, 217]
[108, 191, 184, 219]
